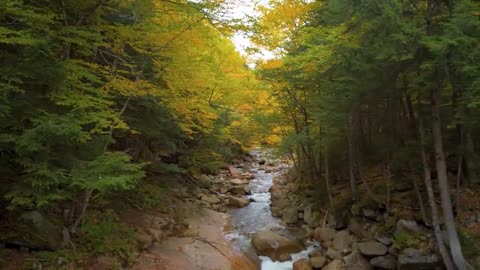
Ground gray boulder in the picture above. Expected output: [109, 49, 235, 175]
[370, 254, 396, 270]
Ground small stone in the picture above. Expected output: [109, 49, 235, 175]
[358, 241, 388, 256]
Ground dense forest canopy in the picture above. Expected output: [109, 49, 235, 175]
[1, 0, 480, 269]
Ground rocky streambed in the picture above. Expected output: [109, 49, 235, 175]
[132, 148, 444, 270]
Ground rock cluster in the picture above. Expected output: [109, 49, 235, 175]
[268, 173, 440, 270]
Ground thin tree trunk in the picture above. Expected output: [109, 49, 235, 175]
[70, 96, 132, 233]
[405, 93, 429, 225]
[348, 114, 357, 201]
[324, 147, 333, 205]
[431, 89, 467, 270]
[418, 118, 455, 270]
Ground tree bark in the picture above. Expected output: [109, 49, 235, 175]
[348, 114, 357, 201]
[431, 89, 467, 270]
[324, 147, 333, 205]
[418, 117, 455, 270]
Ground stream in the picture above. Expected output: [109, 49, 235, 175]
[227, 149, 315, 270]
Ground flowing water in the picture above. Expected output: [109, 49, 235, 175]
[227, 149, 315, 270]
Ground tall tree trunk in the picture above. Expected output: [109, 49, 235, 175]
[405, 93, 428, 224]
[418, 118, 455, 270]
[324, 147, 333, 205]
[348, 114, 357, 201]
[431, 89, 467, 270]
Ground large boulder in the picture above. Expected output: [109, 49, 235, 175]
[282, 207, 298, 224]
[228, 186, 249, 196]
[343, 250, 372, 270]
[252, 231, 304, 262]
[293, 258, 312, 270]
[398, 248, 439, 270]
[310, 255, 327, 268]
[201, 194, 221, 205]
[358, 241, 388, 256]
[333, 230, 354, 251]
[313, 227, 336, 242]
[370, 254, 396, 270]
[225, 196, 250, 208]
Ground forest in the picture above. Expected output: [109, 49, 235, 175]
[1, 0, 480, 269]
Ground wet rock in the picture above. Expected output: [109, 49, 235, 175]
[313, 227, 336, 242]
[282, 207, 298, 224]
[358, 241, 388, 256]
[370, 254, 396, 269]
[293, 258, 312, 270]
[228, 186, 249, 196]
[343, 250, 372, 270]
[333, 230, 353, 251]
[398, 248, 439, 270]
[225, 196, 250, 208]
[252, 231, 304, 262]
[201, 194, 220, 205]
[310, 255, 326, 268]
[323, 259, 345, 270]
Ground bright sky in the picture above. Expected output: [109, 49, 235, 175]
[223, 0, 275, 62]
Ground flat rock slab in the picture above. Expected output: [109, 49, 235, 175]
[131, 209, 259, 270]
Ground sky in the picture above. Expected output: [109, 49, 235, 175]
[223, 0, 275, 62]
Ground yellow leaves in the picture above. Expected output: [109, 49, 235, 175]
[104, 78, 160, 97]
[254, 0, 314, 49]
[260, 59, 284, 69]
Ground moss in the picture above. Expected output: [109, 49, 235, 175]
[459, 229, 480, 263]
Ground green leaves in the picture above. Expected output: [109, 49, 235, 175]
[71, 152, 146, 193]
